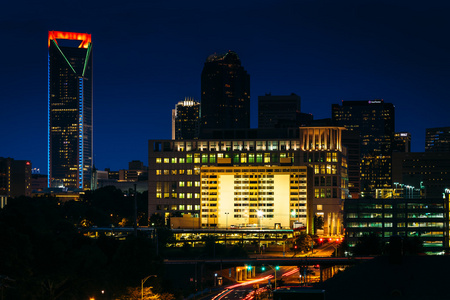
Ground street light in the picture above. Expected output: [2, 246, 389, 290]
[261, 265, 280, 290]
[141, 275, 157, 300]
[225, 212, 229, 230]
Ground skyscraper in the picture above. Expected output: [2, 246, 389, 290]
[258, 93, 302, 128]
[200, 51, 250, 132]
[172, 98, 200, 140]
[48, 31, 93, 189]
[425, 126, 450, 152]
[332, 100, 395, 196]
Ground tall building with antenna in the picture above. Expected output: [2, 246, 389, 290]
[48, 31, 93, 189]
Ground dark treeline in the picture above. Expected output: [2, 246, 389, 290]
[0, 190, 162, 299]
[0, 187, 249, 299]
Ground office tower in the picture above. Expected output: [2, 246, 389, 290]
[393, 132, 411, 152]
[148, 126, 347, 236]
[392, 152, 450, 199]
[200, 51, 250, 132]
[0, 157, 32, 197]
[48, 31, 93, 189]
[332, 100, 395, 197]
[172, 98, 200, 140]
[258, 93, 302, 128]
[425, 127, 450, 152]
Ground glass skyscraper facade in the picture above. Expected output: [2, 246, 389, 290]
[48, 31, 93, 189]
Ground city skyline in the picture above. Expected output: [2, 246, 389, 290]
[1, 1, 449, 173]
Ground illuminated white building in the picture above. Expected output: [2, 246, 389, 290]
[148, 126, 348, 236]
[201, 166, 313, 231]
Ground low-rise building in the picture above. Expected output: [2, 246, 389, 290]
[344, 188, 449, 254]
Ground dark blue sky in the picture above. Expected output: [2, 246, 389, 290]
[1, 0, 449, 173]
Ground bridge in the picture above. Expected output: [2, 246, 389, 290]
[163, 257, 374, 285]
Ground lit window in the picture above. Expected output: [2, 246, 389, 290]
[195, 181, 200, 187]
[164, 170, 169, 175]
[187, 181, 193, 187]
[187, 169, 192, 175]
[179, 193, 185, 198]
[164, 158, 169, 163]
[156, 158, 162, 163]
[187, 193, 193, 198]
[179, 205, 185, 210]
[179, 181, 185, 187]
[171, 158, 177, 163]
[156, 170, 161, 175]
[187, 205, 193, 210]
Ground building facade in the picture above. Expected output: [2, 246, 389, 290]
[344, 188, 449, 254]
[148, 126, 348, 236]
[0, 157, 32, 198]
[200, 166, 313, 232]
[392, 152, 450, 199]
[200, 51, 250, 131]
[258, 93, 301, 128]
[172, 98, 200, 140]
[48, 31, 93, 189]
[425, 127, 450, 152]
[393, 132, 411, 153]
[332, 100, 395, 197]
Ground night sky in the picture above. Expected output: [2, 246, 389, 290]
[1, 0, 449, 173]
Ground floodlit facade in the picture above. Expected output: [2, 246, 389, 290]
[200, 166, 313, 232]
[48, 31, 93, 189]
[148, 126, 348, 236]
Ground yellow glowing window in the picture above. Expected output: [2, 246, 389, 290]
[264, 153, 270, 163]
[179, 181, 185, 187]
[156, 170, 161, 175]
[187, 169, 193, 175]
[187, 181, 193, 187]
[187, 205, 193, 210]
[195, 181, 200, 187]
[314, 165, 319, 174]
[164, 158, 170, 163]
[156, 158, 162, 163]
[179, 193, 185, 198]
[171, 158, 177, 163]
[164, 170, 169, 175]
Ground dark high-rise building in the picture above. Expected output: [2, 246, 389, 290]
[200, 51, 250, 132]
[392, 152, 450, 199]
[48, 31, 93, 189]
[393, 132, 411, 153]
[332, 100, 395, 197]
[258, 93, 302, 128]
[0, 157, 32, 197]
[425, 127, 450, 152]
[172, 98, 200, 140]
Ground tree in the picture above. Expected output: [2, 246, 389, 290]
[118, 287, 175, 300]
[352, 233, 384, 256]
[295, 232, 313, 253]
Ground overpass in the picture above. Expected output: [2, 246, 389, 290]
[163, 256, 374, 285]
